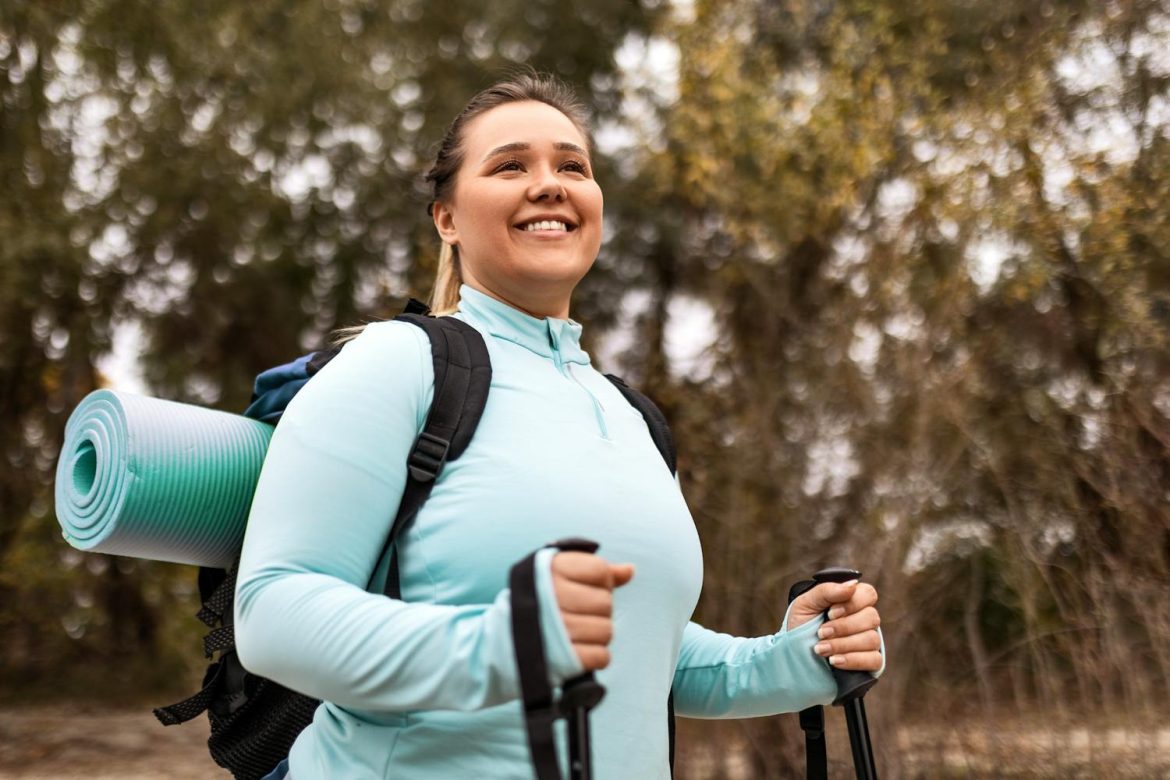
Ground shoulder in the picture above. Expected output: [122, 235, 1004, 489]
[280, 320, 436, 431]
[346, 319, 434, 362]
[319, 319, 436, 386]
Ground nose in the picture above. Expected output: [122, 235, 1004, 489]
[528, 164, 566, 202]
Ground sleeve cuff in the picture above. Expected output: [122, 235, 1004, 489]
[533, 547, 586, 684]
[776, 603, 823, 636]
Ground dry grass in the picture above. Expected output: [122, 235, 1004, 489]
[895, 714, 1170, 779]
[1, 706, 1167, 778]
[679, 711, 1170, 778]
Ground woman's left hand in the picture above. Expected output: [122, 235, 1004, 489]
[786, 580, 883, 672]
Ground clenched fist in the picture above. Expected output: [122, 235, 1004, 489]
[551, 552, 635, 671]
[787, 580, 883, 672]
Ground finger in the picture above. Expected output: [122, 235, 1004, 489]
[827, 650, 883, 672]
[786, 581, 860, 631]
[553, 552, 613, 587]
[562, 613, 613, 645]
[554, 578, 613, 617]
[610, 563, 635, 588]
[827, 583, 879, 620]
[574, 644, 612, 671]
[818, 606, 880, 639]
[794, 581, 858, 615]
[814, 629, 881, 657]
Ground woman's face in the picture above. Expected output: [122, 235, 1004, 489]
[432, 100, 604, 318]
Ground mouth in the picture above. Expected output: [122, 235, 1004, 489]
[513, 218, 578, 234]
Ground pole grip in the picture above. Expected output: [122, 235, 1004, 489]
[810, 567, 879, 706]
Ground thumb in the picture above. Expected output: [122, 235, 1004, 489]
[794, 580, 857, 614]
[609, 563, 636, 588]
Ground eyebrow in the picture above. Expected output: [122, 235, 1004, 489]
[480, 141, 590, 163]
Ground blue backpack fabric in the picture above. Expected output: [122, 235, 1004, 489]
[156, 297, 680, 779]
[243, 347, 340, 424]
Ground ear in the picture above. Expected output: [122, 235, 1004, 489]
[432, 200, 459, 248]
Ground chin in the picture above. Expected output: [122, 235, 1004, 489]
[516, 258, 594, 283]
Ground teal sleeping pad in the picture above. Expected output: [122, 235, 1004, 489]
[54, 389, 274, 568]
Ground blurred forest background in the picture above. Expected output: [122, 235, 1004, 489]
[3, 0, 1170, 777]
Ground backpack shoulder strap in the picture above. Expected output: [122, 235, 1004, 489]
[603, 374, 677, 475]
[376, 314, 492, 598]
[396, 314, 492, 468]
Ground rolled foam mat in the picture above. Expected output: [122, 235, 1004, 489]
[54, 389, 274, 568]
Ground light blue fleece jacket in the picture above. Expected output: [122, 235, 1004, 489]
[234, 283, 853, 779]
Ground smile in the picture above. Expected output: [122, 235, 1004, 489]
[523, 220, 569, 232]
[514, 217, 578, 233]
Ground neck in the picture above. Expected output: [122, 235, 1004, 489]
[460, 275, 572, 320]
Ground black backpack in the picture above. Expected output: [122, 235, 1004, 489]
[155, 298, 681, 779]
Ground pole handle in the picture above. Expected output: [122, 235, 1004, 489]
[810, 567, 879, 706]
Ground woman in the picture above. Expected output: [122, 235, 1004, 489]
[235, 72, 884, 780]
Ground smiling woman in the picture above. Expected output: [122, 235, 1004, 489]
[430, 99, 604, 319]
[233, 70, 884, 780]
[423, 89, 604, 321]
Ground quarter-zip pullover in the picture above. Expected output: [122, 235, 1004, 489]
[234, 283, 842, 779]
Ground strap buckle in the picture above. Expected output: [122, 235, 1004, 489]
[408, 431, 450, 482]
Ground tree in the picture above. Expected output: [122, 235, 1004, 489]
[641, 0, 1170, 774]
[0, 0, 662, 697]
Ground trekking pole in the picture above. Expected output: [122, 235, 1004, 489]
[789, 567, 880, 780]
[561, 673, 605, 780]
[511, 538, 607, 780]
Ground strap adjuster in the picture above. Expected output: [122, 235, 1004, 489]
[408, 431, 450, 482]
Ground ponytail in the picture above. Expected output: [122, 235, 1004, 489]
[331, 241, 461, 345]
[428, 242, 462, 316]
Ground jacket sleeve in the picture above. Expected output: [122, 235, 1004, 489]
[233, 320, 583, 713]
[672, 602, 886, 719]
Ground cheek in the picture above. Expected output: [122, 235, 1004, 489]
[586, 181, 604, 214]
[468, 200, 510, 230]
[453, 183, 513, 234]
[587, 188, 604, 232]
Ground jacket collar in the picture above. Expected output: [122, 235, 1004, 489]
[454, 283, 591, 366]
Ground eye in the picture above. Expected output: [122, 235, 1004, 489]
[493, 159, 524, 173]
[562, 160, 589, 174]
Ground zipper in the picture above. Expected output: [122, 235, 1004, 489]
[567, 363, 609, 440]
[547, 322, 610, 440]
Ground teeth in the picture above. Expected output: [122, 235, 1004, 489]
[523, 220, 568, 232]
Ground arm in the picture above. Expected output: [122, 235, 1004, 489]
[671, 604, 838, 719]
[668, 481, 884, 719]
[233, 321, 582, 713]
[673, 604, 887, 719]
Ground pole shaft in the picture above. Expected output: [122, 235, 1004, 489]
[843, 698, 878, 780]
[568, 706, 591, 780]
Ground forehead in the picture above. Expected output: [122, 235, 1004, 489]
[462, 100, 589, 159]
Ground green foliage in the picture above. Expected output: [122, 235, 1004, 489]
[656, 0, 1170, 730]
[0, 513, 204, 703]
[0, 0, 659, 701]
[3, 0, 1170, 775]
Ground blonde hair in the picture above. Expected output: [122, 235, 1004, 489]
[428, 241, 461, 316]
[334, 69, 592, 344]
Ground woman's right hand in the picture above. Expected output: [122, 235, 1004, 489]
[550, 552, 635, 671]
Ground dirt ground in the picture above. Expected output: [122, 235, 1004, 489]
[2, 705, 1169, 778]
[0, 705, 220, 780]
